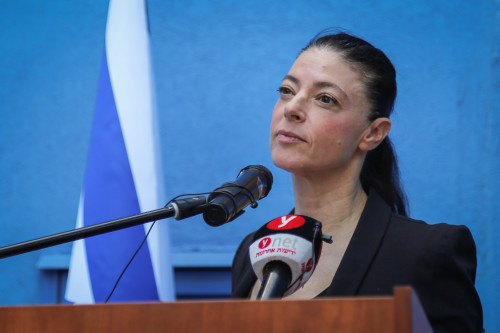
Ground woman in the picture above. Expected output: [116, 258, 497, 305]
[231, 31, 483, 333]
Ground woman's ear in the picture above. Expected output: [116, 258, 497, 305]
[359, 117, 391, 152]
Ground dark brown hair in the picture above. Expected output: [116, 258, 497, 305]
[302, 31, 408, 215]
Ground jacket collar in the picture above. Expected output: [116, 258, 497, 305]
[321, 189, 393, 296]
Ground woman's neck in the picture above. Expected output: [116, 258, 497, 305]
[292, 173, 367, 235]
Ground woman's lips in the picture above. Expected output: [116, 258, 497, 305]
[276, 130, 306, 143]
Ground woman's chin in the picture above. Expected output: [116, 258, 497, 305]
[272, 156, 307, 174]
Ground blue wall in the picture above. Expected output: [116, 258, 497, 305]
[0, 0, 498, 331]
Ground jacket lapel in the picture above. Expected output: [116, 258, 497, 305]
[323, 190, 393, 296]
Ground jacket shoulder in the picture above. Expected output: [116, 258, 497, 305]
[231, 231, 256, 298]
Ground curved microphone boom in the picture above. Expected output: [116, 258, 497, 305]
[249, 215, 330, 299]
[203, 165, 273, 227]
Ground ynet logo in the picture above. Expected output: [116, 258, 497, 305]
[267, 215, 305, 230]
[258, 237, 272, 249]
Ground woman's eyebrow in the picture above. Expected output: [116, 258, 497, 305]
[282, 74, 349, 102]
[282, 74, 300, 85]
[313, 81, 349, 101]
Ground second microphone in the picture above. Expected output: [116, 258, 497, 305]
[203, 165, 273, 227]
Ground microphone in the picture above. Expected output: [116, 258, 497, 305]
[248, 215, 329, 299]
[202, 165, 273, 227]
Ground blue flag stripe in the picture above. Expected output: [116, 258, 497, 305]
[83, 48, 159, 303]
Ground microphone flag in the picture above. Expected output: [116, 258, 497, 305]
[249, 215, 323, 296]
[65, 0, 175, 303]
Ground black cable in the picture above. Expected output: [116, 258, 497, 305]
[104, 191, 213, 303]
[104, 184, 258, 302]
[105, 220, 157, 303]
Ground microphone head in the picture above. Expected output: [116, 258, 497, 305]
[203, 165, 273, 227]
[249, 215, 323, 296]
[237, 165, 273, 199]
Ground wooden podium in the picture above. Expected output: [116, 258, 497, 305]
[0, 286, 432, 333]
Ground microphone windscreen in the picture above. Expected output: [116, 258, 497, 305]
[249, 215, 323, 296]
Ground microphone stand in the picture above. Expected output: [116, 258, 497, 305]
[0, 196, 207, 260]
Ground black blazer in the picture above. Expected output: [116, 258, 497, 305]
[231, 190, 484, 333]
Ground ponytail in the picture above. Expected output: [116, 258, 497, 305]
[360, 137, 408, 216]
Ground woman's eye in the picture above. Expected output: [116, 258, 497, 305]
[319, 94, 338, 105]
[278, 86, 293, 95]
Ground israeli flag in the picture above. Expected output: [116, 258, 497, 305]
[65, 0, 175, 303]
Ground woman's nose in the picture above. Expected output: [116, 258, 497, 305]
[284, 96, 306, 122]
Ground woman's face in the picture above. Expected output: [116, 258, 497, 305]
[270, 47, 372, 177]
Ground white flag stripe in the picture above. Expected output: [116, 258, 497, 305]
[105, 0, 174, 301]
[65, 195, 94, 303]
[106, 0, 160, 213]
